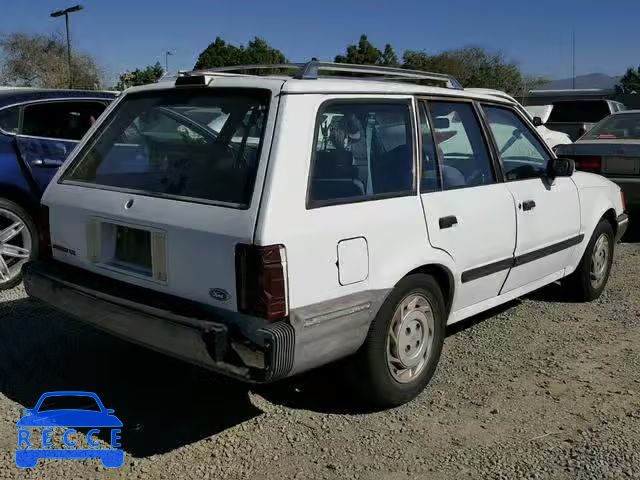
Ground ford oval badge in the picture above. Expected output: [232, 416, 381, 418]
[209, 288, 230, 302]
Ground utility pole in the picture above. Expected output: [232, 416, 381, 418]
[165, 50, 174, 74]
[572, 30, 576, 90]
[50, 5, 84, 89]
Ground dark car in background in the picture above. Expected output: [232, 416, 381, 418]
[0, 88, 116, 289]
[556, 110, 640, 217]
[539, 99, 626, 142]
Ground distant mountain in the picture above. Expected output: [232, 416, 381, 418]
[541, 73, 621, 90]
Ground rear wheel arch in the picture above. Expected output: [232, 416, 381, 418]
[0, 183, 39, 219]
[402, 264, 454, 317]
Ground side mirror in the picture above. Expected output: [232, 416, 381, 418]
[548, 158, 575, 178]
[434, 117, 450, 129]
[532, 116, 543, 127]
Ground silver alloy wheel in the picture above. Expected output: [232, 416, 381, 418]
[386, 293, 435, 384]
[590, 233, 610, 289]
[0, 208, 31, 285]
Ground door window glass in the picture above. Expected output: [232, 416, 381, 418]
[426, 101, 495, 189]
[310, 101, 414, 205]
[483, 105, 551, 181]
[22, 101, 107, 140]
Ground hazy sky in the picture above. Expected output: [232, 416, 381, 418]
[4, 0, 639, 84]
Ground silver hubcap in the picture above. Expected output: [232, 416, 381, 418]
[590, 233, 610, 289]
[386, 293, 435, 383]
[0, 208, 31, 285]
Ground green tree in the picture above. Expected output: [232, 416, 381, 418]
[335, 34, 383, 65]
[381, 44, 399, 66]
[0, 32, 103, 89]
[194, 36, 286, 70]
[116, 62, 164, 90]
[615, 66, 640, 94]
[403, 47, 524, 95]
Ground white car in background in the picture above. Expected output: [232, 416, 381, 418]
[525, 104, 574, 149]
[466, 89, 572, 150]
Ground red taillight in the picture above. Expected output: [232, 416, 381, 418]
[235, 244, 288, 322]
[621, 191, 627, 212]
[573, 156, 602, 173]
[38, 205, 52, 259]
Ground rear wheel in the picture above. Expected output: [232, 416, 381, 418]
[353, 274, 446, 408]
[0, 199, 37, 290]
[565, 219, 614, 301]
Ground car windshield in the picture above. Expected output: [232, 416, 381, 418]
[582, 113, 640, 140]
[62, 88, 270, 208]
[38, 396, 101, 412]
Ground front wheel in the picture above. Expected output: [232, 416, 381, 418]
[565, 219, 614, 301]
[352, 274, 446, 408]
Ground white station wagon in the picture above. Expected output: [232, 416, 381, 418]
[24, 62, 628, 407]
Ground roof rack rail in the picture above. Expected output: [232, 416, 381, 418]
[180, 61, 462, 89]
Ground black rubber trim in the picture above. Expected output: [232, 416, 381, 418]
[260, 322, 295, 381]
[514, 234, 584, 267]
[461, 258, 513, 283]
[461, 234, 585, 283]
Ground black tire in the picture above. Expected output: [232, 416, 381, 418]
[565, 219, 614, 301]
[352, 274, 446, 408]
[0, 198, 38, 290]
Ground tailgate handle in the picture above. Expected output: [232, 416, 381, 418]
[522, 200, 536, 211]
[439, 215, 458, 229]
[31, 158, 64, 168]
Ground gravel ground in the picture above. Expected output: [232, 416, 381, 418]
[0, 238, 639, 479]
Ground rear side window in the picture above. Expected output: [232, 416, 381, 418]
[547, 101, 611, 123]
[22, 101, 107, 140]
[309, 101, 414, 206]
[63, 89, 270, 208]
[0, 106, 19, 134]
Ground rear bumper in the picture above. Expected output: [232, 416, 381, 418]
[22, 260, 295, 383]
[616, 213, 629, 242]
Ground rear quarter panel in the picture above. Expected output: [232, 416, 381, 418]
[255, 94, 457, 311]
[0, 134, 40, 212]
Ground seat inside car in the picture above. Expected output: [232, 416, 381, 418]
[311, 150, 365, 201]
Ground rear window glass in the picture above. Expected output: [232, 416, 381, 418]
[63, 88, 270, 208]
[547, 100, 611, 123]
[583, 112, 640, 140]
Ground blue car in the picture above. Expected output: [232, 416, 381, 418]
[16, 391, 123, 468]
[0, 89, 116, 289]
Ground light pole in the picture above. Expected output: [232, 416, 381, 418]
[50, 4, 84, 88]
[165, 50, 174, 74]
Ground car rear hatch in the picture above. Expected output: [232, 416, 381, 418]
[41, 80, 283, 312]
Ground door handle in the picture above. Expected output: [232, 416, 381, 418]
[439, 215, 458, 229]
[522, 200, 536, 211]
[31, 158, 64, 168]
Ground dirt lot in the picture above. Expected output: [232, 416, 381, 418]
[0, 236, 638, 479]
